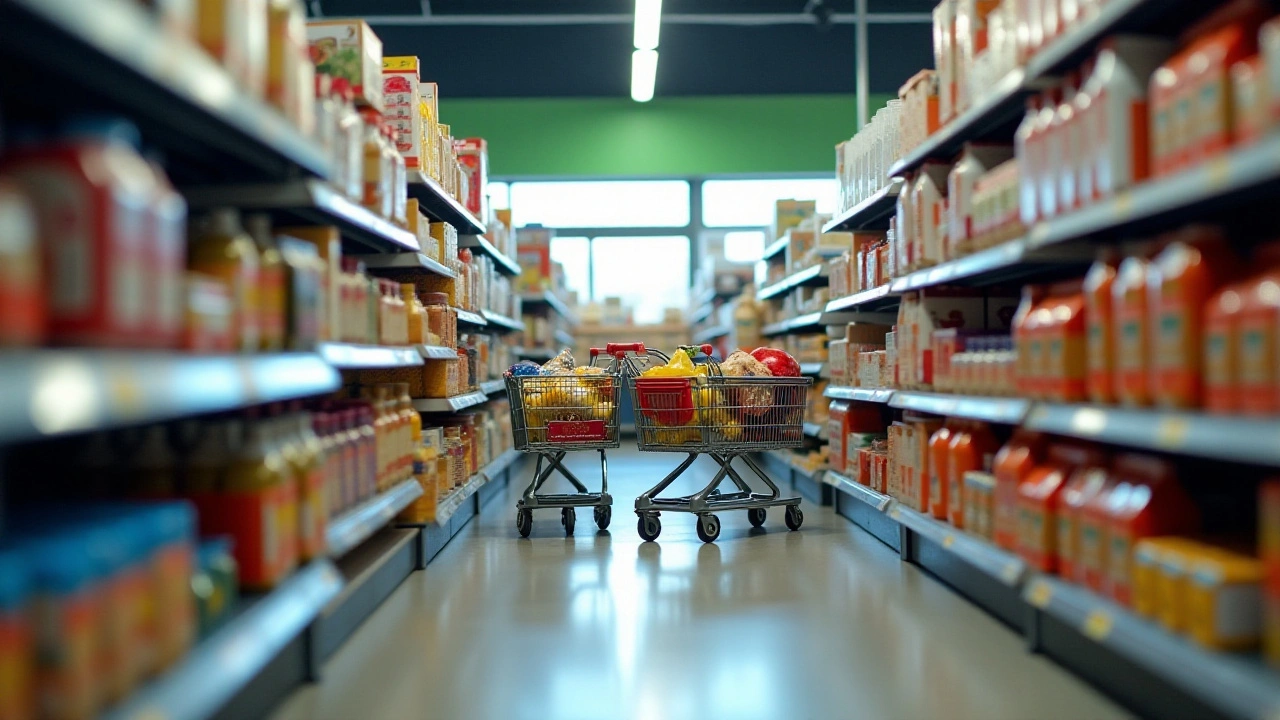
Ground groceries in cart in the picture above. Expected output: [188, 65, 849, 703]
[632, 345, 807, 448]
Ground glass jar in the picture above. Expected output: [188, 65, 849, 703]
[359, 108, 385, 217]
[423, 292, 449, 347]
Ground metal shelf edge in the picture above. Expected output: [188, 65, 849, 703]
[459, 234, 519, 276]
[824, 386, 896, 404]
[358, 252, 456, 278]
[890, 504, 1027, 587]
[481, 310, 524, 333]
[326, 480, 425, 557]
[318, 343, 424, 370]
[823, 178, 905, 233]
[826, 471, 893, 511]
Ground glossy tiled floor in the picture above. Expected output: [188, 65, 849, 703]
[272, 447, 1130, 720]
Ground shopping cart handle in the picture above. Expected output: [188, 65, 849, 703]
[604, 342, 646, 357]
[698, 344, 713, 356]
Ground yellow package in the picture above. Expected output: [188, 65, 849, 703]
[1133, 537, 1196, 620]
[641, 350, 705, 378]
[1187, 551, 1264, 650]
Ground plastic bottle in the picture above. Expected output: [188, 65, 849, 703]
[993, 430, 1046, 551]
[356, 406, 378, 500]
[403, 283, 425, 345]
[1205, 281, 1247, 414]
[388, 126, 408, 227]
[0, 178, 41, 346]
[221, 416, 291, 590]
[188, 208, 261, 352]
[1083, 249, 1119, 404]
[1012, 285, 1045, 396]
[1149, 227, 1237, 409]
[378, 123, 397, 221]
[332, 79, 364, 202]
[360, 109, 387, 217]
[314, 74, 339, 181]
[244, 213, 286, 352]
[1019, 443, 1107, 573]
[947, 421, 997, 528]
[1105, 454, 1200, 606]
[1015, 97, 1042, 229]
[143, 154, 188, 349]
[1236, 243, 1280, 415]
[397, 383, 421, 481]
[928, 421, 956, 520]
[340, 408, 363, 510]
[290, 410, 327, 561]
[1041, 75, 1078, 220]
[1113, 250, 1154, 406]
[1089, 36, 1175, 199]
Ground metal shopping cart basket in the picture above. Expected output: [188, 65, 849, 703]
[506, 349, 622, 537]
[624, 344, 812, 543]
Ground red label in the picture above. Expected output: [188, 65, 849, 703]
[547, 420, 607, 442]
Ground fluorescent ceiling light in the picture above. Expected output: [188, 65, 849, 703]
[631, 49, 658, 102]
[633, 0, 662, 50]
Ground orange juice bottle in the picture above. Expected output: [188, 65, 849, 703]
[291, 410, 328, 561]
[1084, 249, 1119, 403]
[189, 208, 260, 352]
[1149, 227, 1238, 409]
[1043, 281, 1088, 402]
[1105, 454, 1200, 606]
[1237, 243, 1280, 414]
[221, 416, 290, 590]
[993, 430, 1046, 551]
[947, 422, 996, 528]
[1204, 281, 1247, 414]
[244, 213, 286, 352]
[1017, 444, 1080, 573]
[1012, 284, 1045, 396]
[928, 422, 956, 520]
[1059, 458, 1112, 583]
[1113, 249, 1154, 406]
[1079, 469, 1118, 592]
[264, 413, 299, 579]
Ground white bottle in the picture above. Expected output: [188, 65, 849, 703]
[1090, 36, 1175, 200]
[1015, 96, 1041, 229]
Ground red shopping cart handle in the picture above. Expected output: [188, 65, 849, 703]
[602, 342, 646, 358]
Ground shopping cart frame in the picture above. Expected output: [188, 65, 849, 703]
[507, 348, 622, 537]
[621, 344, 811, 543]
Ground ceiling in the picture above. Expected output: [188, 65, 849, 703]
[307, 0, 935, 99]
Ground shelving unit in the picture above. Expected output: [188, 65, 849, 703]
[481, 310, 524, 333]
[419, 345, 463, 361]
[480, 379, 506, 396]
[413, 391, 490, 414]
[758, 264, 825, 301]
[406, 171, 486, 234]
[359, 252, 457, 279]
[454, 308, 487, 327]
[514, 347, 556, 362]
[459, 234, 520, 276]
[183, 181, 419, 254]
[326, 480, 425, 558]
[823, 177, 905, 233]
[318, 344, 424, 370]
[519, 290, 578, 325]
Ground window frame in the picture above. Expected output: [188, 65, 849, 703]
[493, 174, 831, 304]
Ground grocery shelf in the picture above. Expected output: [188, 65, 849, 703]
[1026, 576, 1280, 720]
[413, 391, 488, 413]
[799, 363, 825, 377]
[325, 480, 424, 558]
[313, 528, 418, 665]
[435, 473, 489, 527]
[762, 312, 822, 337]
[480, 379, 506, 395]
[758, 264, 825, 301]
[554, 329, 575, 347]
[1024, 403, 1280, 467]
[359, 252, 456, 279]
[0, 0, 328, 181]
[454, 308, 487, 327]
[823, 284, 899, 314]
[823, 178, 906, 233]
[318, 343, 423, 370]
[102, 561, 343, 720]
[890, 68, 1034, 177]
[183, 181, 416, 253]
[406, 171, 486, 235]
[1027, 133, 1280, 249]
[519, 290, 578, 325]
[1025, 0, 1205, 81]
[689, 302, 715, 325]
[419, 345, 462, 361]
[824, 386, 894, 403]
[825, 471, 892, 511]
[890, 392, 1031, 425]
[889, 239, 1093, 292]
[515, 347, 557, 361]
[458, 234, 519, 276]
[481, 310, 525, 333]
[762, 237, 789, 262]
[890, 504, 1028, 587]
[0, 351, 340, 446]
[692, 325, 731, 344]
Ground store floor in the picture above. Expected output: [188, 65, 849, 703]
[272, 447, 1130, 720]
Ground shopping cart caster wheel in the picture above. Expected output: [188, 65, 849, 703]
[696, 514, 721, 543]
[785, 505, 804, 531]
[637, 513, 661, 542]
[516, 509, 533, 538]
[594, 505, 612, 530]
[747, 508, 767, 528]
[561, 507, 576, 535]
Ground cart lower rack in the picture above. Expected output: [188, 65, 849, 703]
[626, 346, 812, 543]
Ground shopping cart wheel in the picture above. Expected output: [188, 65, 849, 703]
[561, 507, 576, 535]
[594, 505, 612, 530]
[637, 513, 661, 542]
[516, 509, 533, 538]
[785, 505, 804, 531]
[747, 508, 767, 528]
[696, 514, 721, 543]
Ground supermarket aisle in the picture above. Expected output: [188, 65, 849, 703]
[272, 447, 1129, 720]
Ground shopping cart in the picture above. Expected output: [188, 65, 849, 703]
[623, 344, 812, 543]
[506, 349, 622, 537]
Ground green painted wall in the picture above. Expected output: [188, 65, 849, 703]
[438, 94, 892, 178]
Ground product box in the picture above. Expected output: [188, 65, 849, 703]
[383, 56, 425, 169]
[516, 227, 554, 292]
[197, 0, 268, 99]
[308, 19, 384, 112]
[771, 199, 816, 243]
[276, 225, 341, 342]
[456, 138, 489, 220]
[934, 0, 958, 124]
